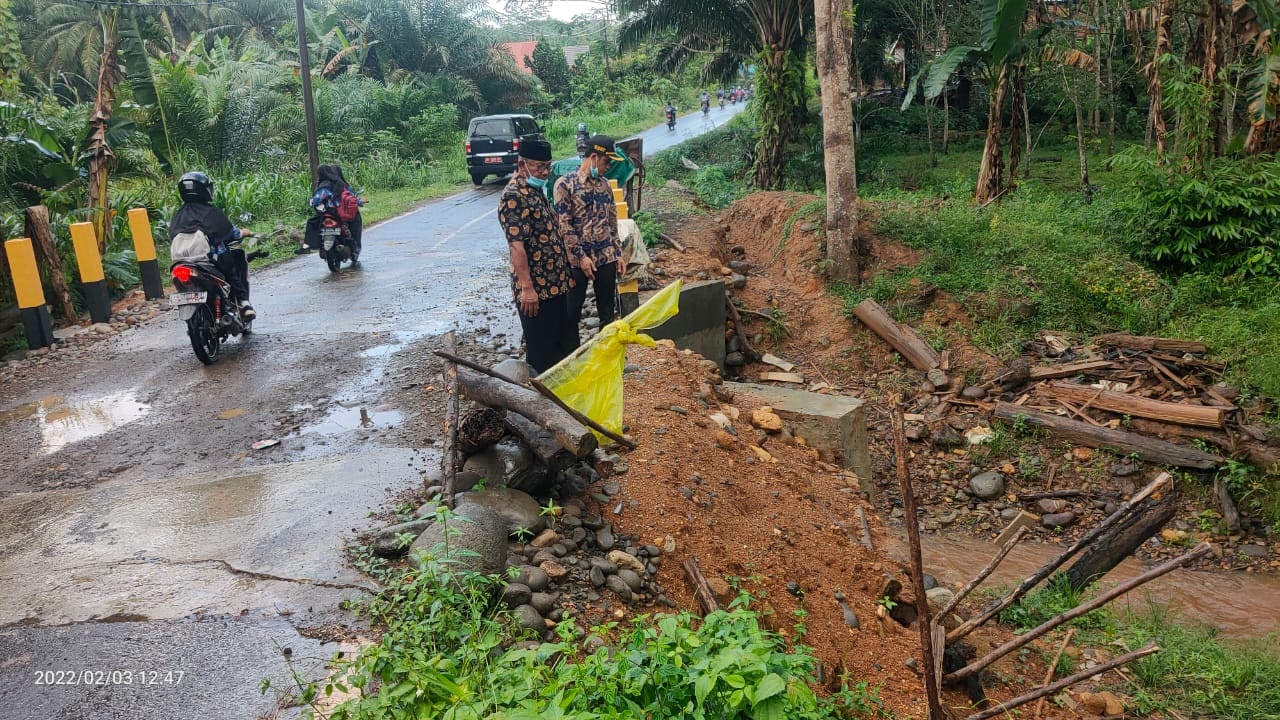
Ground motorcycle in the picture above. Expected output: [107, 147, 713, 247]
[719, 97, 726, 109]
[169, 245, 267, 365]
[575, 124, 590, 157]
[666, 109, 676, 131]
[701, 100, 710, 116]
[305, 206, 360, 273]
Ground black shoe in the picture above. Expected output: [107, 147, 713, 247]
[239, 302, 257, 321]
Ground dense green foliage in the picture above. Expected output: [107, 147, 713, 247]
[302, 547, 889, 720]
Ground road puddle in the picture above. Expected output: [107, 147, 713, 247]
[296, 403, 402, 435]
[0, 391, 150, 454]
[892, 534, 1280, 642]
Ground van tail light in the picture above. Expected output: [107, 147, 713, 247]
[512, 138, 521, 154]
[465, 140, 471, 153]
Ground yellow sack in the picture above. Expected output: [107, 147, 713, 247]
[537, 279, 683, 441]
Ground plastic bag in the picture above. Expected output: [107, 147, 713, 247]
[537, 279, 683, 440]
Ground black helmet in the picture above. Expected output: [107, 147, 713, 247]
[577, 122, 587, 132]
[178, 171, 214, 203]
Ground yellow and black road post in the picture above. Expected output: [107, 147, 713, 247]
[69, 222, 111, 324]
[4, 238, 55, 349]
[128, 208, 164, 300]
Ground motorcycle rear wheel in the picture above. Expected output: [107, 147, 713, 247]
[188, 305, 221, 365]
[326, 252, 342, 273]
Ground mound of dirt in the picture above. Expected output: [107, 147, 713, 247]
[593, 340, 1044, 718]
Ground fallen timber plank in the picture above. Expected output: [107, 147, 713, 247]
[852, 299, 940, 371]
[1027, 360, 1115, 381]
[1041, 380, 1229, 429]
[1095, 332, 1208, 355]
[994, 403, 1221, 470]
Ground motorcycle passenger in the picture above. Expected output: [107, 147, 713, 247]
[169, 171, 255, 320]
[700, 91, 710, 113]
[310, 164, 363, 254]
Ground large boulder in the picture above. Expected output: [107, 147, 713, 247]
[462, 437, 549, 494]
[456, 487, 546, 537]
[410, 502, 508, 575]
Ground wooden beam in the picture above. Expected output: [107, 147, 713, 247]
[994, 403, 1222, 469]
[1027, 360, 1115, 381]
[1094, 332, 1208, 354]
[1041, 380, 1228, 428]
[852, 299, 940, 371]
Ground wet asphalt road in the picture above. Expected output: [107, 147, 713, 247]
[0, 109, 740, 719]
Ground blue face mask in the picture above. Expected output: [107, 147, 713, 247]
[527, 175, 547, 189]
[590, 166, 600, 179]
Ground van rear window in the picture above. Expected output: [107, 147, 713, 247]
[470, 120, 513, 138]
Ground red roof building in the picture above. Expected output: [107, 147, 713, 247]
[500, 41, 540, 75]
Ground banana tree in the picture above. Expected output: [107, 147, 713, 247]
[1241, 0, 1280, 153]
[903, 0, 1048, 204]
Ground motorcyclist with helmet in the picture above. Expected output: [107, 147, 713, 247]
[576, 122, 590, 157]
[169, 171, 256, 320]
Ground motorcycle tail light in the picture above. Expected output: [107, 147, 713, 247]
[172, 265, 194, 283]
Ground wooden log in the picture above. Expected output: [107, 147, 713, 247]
[457, 406, 506, 455]
[683, 556, 720, 614]
[1095, 332, 1208, 354]
[1057, 493, 1178, 592]
[457, 368, 598, 458]
[505, 412, 577, 477]
[947, 473, 1173, 644]
[1019, 489, 1091, 501]
[892, 410, 945, 720]
[1127, 417, 1237, 452]
[656, 232, 686, 252]
[25, 205, 79, 322]
[948, 544, 1210, 684]
[1213, 477, 1243, 534]
[937, 525, 1030, 621]
[1027, 360, 1115, 381]
[1041, 380, 1228, 428]
[442, 332, 460, 509]
[994, 403, 1221, 469]
[725, 295, 761, 363]
[964, 644, 1160, 720]
[590, 448, 615, 478]
[852, 299, 941, 371]
[1033, 629, 1075, 720]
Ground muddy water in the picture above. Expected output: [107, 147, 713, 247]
[0, 390, 149, 454]
[888, 534, 1280, 641]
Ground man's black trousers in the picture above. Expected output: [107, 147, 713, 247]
[568, 261, 618, 344]
[518, 294, 577, 375]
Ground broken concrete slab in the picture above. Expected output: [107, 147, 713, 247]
[725, 382, 871, 490]
[644, 280, 727, 370]
[995, 510, 1039, 546]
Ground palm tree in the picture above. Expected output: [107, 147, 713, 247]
[616, 0, 812, 190]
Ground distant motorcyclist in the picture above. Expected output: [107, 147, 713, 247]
[169, 171, 255, 320]
[576, 122, 590, 157]
[309, 164, 364, 254]
[664, 101, 676, 130]
[700, 91, 710, 114]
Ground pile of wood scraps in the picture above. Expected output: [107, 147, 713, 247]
[851, 298, 1277, 473]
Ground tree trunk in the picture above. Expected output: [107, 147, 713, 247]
[1057, 493, 1178, 592]
[1073, 80, 1090, 192]
[1204, 0, 1223, 156]
[456, 369, 598, 458]
[1150, 0, 1172, 157]
[1007, 63, 1026, 189]
[1245, 120, 1280, 155]
[1105, 0, 1117, 156]
[25, 205, 78, 323]
[754, 47, 800, 190]
[975, 65, 1009, 205]
[87, 8, 120, 255]
[943, 88, 951, 154]
[926, 97, 937, 168]
[814, 0, 860, 282]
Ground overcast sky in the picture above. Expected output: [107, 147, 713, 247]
[486, 1, 606, 22]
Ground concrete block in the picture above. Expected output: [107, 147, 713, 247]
[725, 382, 871, 489]
[644, 280, 726, 370]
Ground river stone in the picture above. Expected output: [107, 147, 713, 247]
[589, 566, 605, 586]
[607, 550, 646, 575]
[514, 604, 547, 634]
[502, 583, 533, 608]
[462, 437, 549, 494]
[616, 568, 644, 592]
[926, 369, 950, 389]
[1041, 511, 1078, 528]
[588, 557, 618, 574]
[456, 488, 546, 536]
[411, 503, 508, 575]
[969, 471, 1005, 500]
[1000, 507, 1022, 521]
[960, 386, 987, 400]
[514, 565, 549, 592]
[530, 592, 557, 615]
[1037, 498, 1068, 514]
[494, 359, 531, 384]
[595, 527, 615, 549]
[925, 587, 955, 613]
[605, 574, 633, 602]
[371, 518, 434, 557]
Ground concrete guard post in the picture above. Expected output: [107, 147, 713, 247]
[4, 238, 55, 349]
[69, 222, 111, 324]
[128, 208, 164, 300]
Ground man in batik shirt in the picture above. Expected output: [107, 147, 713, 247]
[498, 139, 576, 374]
[553, 134, 624, 343]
